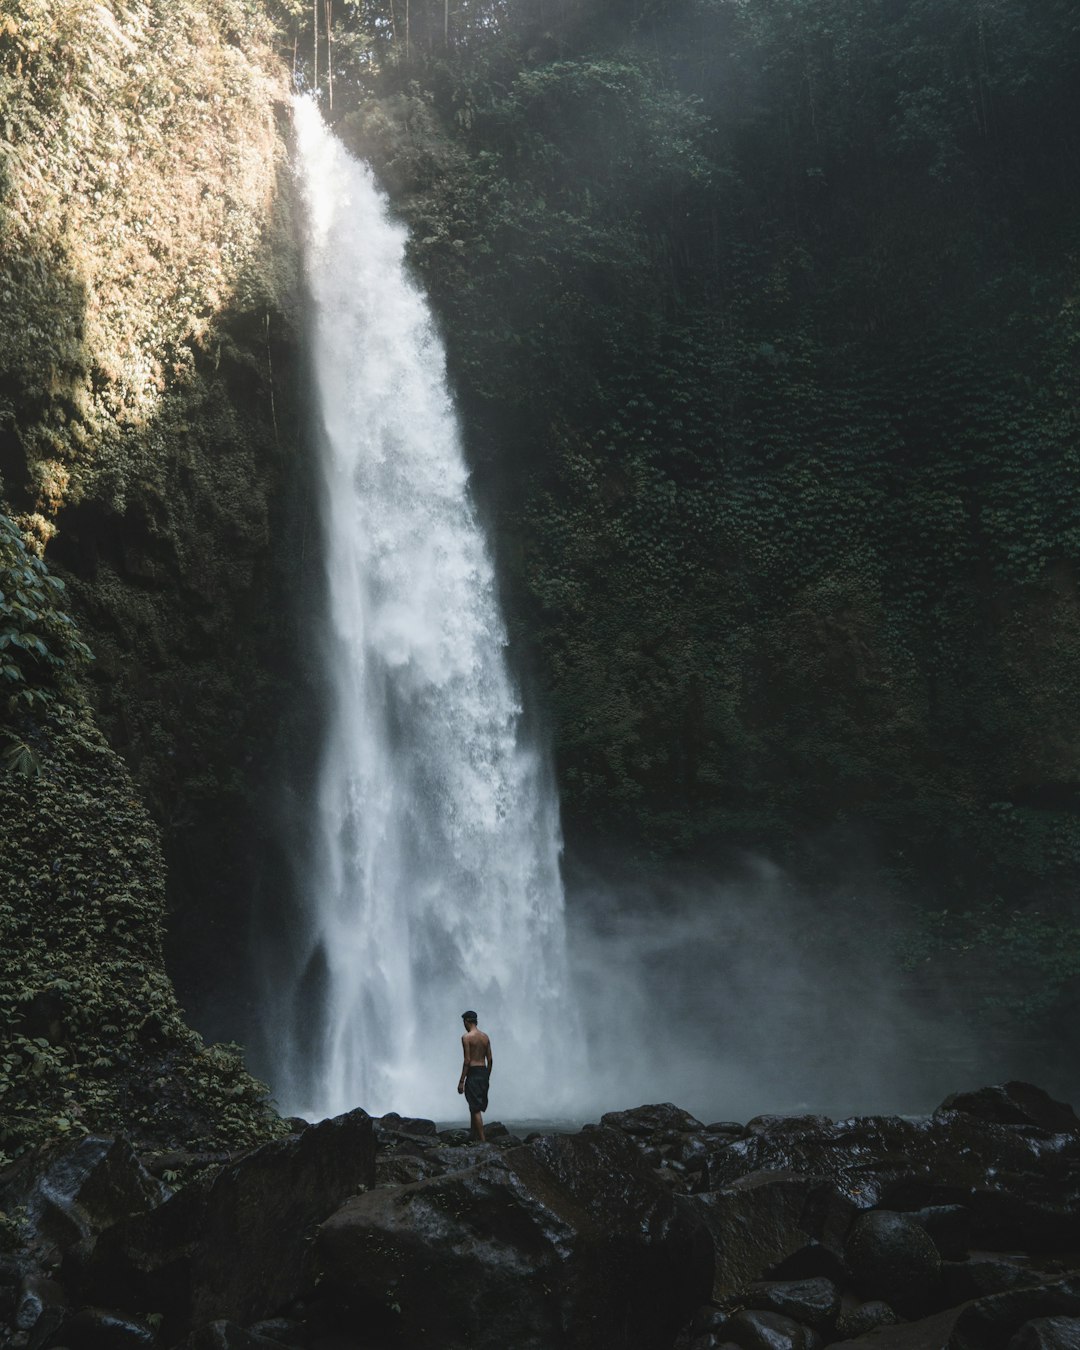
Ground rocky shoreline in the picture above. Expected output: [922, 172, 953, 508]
[2, 1082, 1079, 1349]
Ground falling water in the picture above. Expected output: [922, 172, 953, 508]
[284, 98, 575, 1121]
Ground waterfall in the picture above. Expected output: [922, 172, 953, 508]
[284, 97, 576, 1121]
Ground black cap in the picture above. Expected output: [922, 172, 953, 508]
[461, 1010, 478, 1022]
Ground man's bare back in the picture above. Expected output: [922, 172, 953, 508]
[461, 1027, 491, 1066]
[457, 1011, 493, 1141]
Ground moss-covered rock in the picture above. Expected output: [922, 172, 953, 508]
[0, 0, 300, 1156]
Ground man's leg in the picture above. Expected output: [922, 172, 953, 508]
[470, 1108, 485, 1142]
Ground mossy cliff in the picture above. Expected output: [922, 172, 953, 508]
[0, 0, 301, 1157]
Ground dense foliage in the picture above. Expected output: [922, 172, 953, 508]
[306, 0, 1080, 865]
[0, 514, 284, 1165]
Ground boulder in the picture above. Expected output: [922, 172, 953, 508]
[66, 1108, 374, 1343]
[601, 1103, 706, 1137]
[316, 1127, 712, 1349]
[745, 1278, 840, 1330]
[180, 1322, 294, 1350]
[936, 1084, 1079, 1134]
[721, 1308, 822, 1349]
[831, 1304, 966, 1347]
[844, 1209, 941, 1317]
[1009, 1318, 1080, 1349]
[0, 1137, 169, 1265]
[950, 1278, 1080, 1350]
[908, 1204, 970, 1260]
[689, 1171, 843, 1298]
[834, 1299, 900, 1338]
[245, 1318, 309, 1346]
[375, 1113, 437, 1137]
[942, 1254, 1063, 1303]
[40, 1306, 157, 1349]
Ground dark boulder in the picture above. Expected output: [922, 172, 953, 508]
[908, 1204, 970, 1260]
[936, 1084, 1079, 1134]
[721, 1308, 822, 1349]
[1009, 1318, 1080, 1350]
[689, 1171, 847, 1298]
[950, 1278, 1080, 1350]
[40, 1307, 157, 1349]
[746, 1278, 840, 1330]
[374, 1152, 446, 1188]
[601, 1103, 706, 1137]
[66, 1109, 374, 1343]
[245, 1318, 309, 1346]
[835, 1299, 900, 1338]
[180, 1321, 295, 1350]
[844, 1209, 941, 1317]
[316, 1127, 711, 1350]
[831, 1304, 966, 1347]
[375, 1112, 437, 1137]
[942, 1254, 1063, 1303]
[0, 1137, 169, 1265]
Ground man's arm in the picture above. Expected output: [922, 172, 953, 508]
[457, 1035, 468, 1094]
[485, 1035, 493, 1074]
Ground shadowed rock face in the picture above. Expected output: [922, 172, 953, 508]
[62, 1110, 374, 1343]
[317, 1126, 712, 1350]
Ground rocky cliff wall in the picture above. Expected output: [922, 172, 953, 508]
[0, 0, 304, 1156]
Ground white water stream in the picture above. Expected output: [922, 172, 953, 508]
[284, 98, 576, 1121]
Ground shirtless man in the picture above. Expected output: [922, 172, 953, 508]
[457, 1011, 493, 1142]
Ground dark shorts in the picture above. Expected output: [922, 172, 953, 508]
[464, 1066, 489, 1114]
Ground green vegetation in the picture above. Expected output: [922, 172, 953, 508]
[0, 0, 300, 1159]
[0, 520, 285, 1164]
[313, 0, 1080, 879]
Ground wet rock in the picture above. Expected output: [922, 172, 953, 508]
[765, 1243, 847, 1285]
[745, 1116, 833, 1137]
[15, 1274, 66, 1332]
[376, 1112, 437, 1137]
[942, 1254, 1064, 1303]
[1009, 1317, 1080, 1349]
[66, 1109, 375, 1343]
[965, 1181, 1080, 1253]
[745, 1277, 840, 1330]
[374, 1152, 446, 1188]
[181, 1321, 293, 1350]
[0, 1137, 169, 1265]
[436, 1127, 472, 1146]
[245, 1318, 309, 1346]
[936, 1083, 1079, 1134]
[831, 1304, 966, 1347]
[721, 1308, 822, 1349]
[690, 1305, 731, 1336]
[844, 1209, 941, 1317]
[696, 1097, 1080, 1226]
[690, 1171, 844, 1298]
[835, 1299, 901, 1338]
[316, 1127, 711, 1349]
[707, 1123, 748, 1136]
[601, 1103, 706, 1137]
[40, 1306, 156, 1349]
[908, 1203, 970, 1260]
[950, 1277, 1080, 1350]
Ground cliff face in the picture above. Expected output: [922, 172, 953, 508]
[0, 0, 302, 1155]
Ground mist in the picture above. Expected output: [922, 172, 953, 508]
[559, 857, 1000, 1126]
